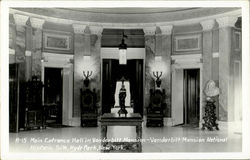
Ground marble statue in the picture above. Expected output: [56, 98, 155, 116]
[118, 78, 128, 116]
[114, 80, 130, 107]
[204, 80, 220, 101]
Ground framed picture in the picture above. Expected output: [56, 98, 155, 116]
[43, 30, 73, 54]
[174, 34, 201, 52]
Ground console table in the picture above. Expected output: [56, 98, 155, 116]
[100, 113, 143, 152]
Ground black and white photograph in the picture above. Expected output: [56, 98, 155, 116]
[0, 1, 250, 160]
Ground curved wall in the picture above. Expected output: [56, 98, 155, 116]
[8, 8, 242, 126]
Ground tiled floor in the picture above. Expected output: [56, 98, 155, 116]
[9, 123, 242, 153]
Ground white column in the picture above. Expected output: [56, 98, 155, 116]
[30, 17, 45, 80]
[89, 25, 103, 35]
[72, 24, 87, 118]
[216, 16, 238, 122]
[143, 26, 156, 36]
[30, 17, 45, 30]
[13, 14, 29, 26]
[89, 25, 103, 113]
[13, 14, 29, 62]
[159, 25, 173, 35]
[143, 26, 156, 114]
[72, 24, 87, 34]
[158, 25, 173, 121]
[200, 19, 215, 123]
[13, 14, 29, 82]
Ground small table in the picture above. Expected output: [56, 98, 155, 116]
[100, 113, 143, 152]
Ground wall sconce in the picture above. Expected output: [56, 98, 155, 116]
[152, 56, 163, 88]
[83, 71, 92, 87]
[83, 56, 93, 87]
[119, 32, 127, 65]
[153, 71, 162, 88]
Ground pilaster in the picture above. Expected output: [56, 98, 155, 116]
[143, 27, 156, 114]
[72, 24, 86, 34]
[9, 23, 16, 50]
[143, 26, 156, 36]
[158, 25, 173, 117]
[30, 17, 45, 79]
[200, 19, 215, 117]
[216, 16, 238, 121]
[216, 17, 238, 28]
[72, 24, 86, 117]
[30, 18, 45, 30]
[13, 14, 29, 82]
[89, 26, 103, 35]
[159, 25, 173, 35]
[9, 22, 16, 64]
[89, 26, 103, 112]
[25, 22, 33, 81]
[200, 19, 215, 31]
[13, 14, 28, 62]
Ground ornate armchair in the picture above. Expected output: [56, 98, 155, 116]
[146, 89, 165, 127]
[80, 88, 98, 127]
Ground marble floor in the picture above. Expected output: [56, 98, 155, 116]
[9, 123, 242, 153]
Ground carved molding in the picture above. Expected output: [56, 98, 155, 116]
[159, 25, 173, 35]
[72, 24, 87, 34]
[143, 27, 156, 36]
[13, 14, 29, 26]
[171, 54, 202, 65]
[30, 17, 45, 29]
[216, 16, 238, 28]
[89, 26, 103, 35]
[10, 8, 241, 29]
[42, 52, 74, 67]
[200, 19, 215, 31]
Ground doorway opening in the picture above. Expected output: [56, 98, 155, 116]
[183, 69, 200, 127]
[44, 67, 63, 126]
[9, 63, 19, 132]
[102, 59, 143, 116]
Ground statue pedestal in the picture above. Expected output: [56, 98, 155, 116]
[118, 107, 128, 117]
[202, 99, 219, 131]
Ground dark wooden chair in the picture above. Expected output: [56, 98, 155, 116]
[146, 89, 165, 127]
[43, 103, 58, 124]
[80, 88, 98, 127]
[21, 76, 45, 130]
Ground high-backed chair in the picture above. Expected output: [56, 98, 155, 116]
[146, 89, 165, 127]
[80, 88, 98, 127]
[21, 76, 45, 130]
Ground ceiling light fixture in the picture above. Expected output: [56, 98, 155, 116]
[119, 31, 127, 65]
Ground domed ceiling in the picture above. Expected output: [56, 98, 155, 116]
[63, 8, 197, 14]
[12, 8, 240, 24]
